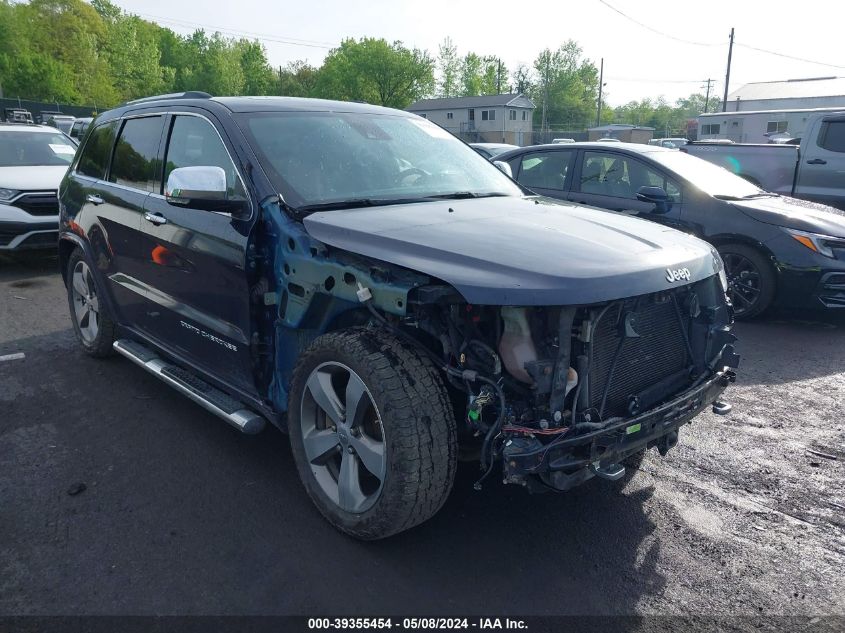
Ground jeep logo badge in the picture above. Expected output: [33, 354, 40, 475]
[666, 267, 691, 283]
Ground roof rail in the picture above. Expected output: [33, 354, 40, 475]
[123, 91, 213, 106]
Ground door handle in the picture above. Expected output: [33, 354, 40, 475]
[143, 212, 168, 226]
[85, 194, 104, 205]
[807, 158, 827, 165]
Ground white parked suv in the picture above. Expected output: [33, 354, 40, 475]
[0, 124, 77, 250]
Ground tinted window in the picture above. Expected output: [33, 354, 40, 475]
[517, 151, 573, 191]
[238, 112, 521, 208]
[164, 116, 245, 198]
[0, 130, 76, 167]
[76, 122, 116, 178]
[579, 151, 680, 201]
[819, 120, 845, 153]
[108, 116, 164, 192]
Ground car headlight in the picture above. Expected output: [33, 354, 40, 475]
[711, 247, 728, 292]
[785, 228, 845, 259]
[0, 188, 20, 202]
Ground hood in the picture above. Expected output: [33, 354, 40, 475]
[0, 166, 70, 192]
[303, 196, 718, 305]
[732, 195, 845, 238]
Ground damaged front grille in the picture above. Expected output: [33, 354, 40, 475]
[588, 291, 690, 419]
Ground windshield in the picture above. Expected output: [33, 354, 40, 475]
[237, 112, 522, 208]
[649, 149, 764, 198]
[51, 119, 74, 133]
[0, 131, 77, 167]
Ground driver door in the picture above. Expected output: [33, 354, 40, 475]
[133, 112, 258, 394]
[571, 150, 685, 230]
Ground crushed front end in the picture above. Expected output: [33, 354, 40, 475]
[409, 273, 739, 492]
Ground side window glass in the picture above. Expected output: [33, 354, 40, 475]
[580, 152, 632, 198]
[76, 121, 116, 179]
[164, 116, 246, 199]
[819, 121, 845, 153]
[517, 151, 572, 190]
[579, 152, 681, 202]
[108, 116, 165, 192]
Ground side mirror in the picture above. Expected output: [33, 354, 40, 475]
[493, 160, 513, 178]
[636, 185, 671, 214]
[165, 166, 247, 215]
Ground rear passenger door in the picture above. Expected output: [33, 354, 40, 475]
[511, 149, 575, 199]
[67, 115, 166, 326]
[135, 112, 257, 394]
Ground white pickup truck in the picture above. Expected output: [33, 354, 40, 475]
[684, 111, 845, 210]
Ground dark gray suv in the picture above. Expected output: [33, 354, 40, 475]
[58, 93, 738, 539]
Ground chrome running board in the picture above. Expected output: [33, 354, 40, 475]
[113, 339, 266, 435]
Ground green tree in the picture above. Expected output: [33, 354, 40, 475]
[237, 40, 274, 95]
[530, 41, 599, 131]
[436, 37, 461, 98]
[512, 63, 532, 94]
[460, 52, 483, 96]
[315, 38, 434, 108]
[277, 60, 320, 97]
[479, 56, 508, 95]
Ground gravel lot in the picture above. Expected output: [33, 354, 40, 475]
[1, 251, 843, 618]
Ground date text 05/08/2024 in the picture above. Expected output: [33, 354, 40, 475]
[307, 618, 528, 630]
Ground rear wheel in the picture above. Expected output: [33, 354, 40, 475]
[717, 243, 776, 320]
[288, 328, 457, 540]
[66, 249, 116, 357]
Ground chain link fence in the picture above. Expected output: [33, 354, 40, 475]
[1, 98, 100, 123]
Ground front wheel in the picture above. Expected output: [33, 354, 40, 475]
[288, 329, 457, 540]
[717, 243, 776, 320]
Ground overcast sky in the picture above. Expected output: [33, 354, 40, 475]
[114, 0, 844, 106]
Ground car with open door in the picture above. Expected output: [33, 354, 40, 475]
[58, 95, 738, 539]
[497, 142, 845, 318]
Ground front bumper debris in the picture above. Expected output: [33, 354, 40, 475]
[503, 367, 736, 491]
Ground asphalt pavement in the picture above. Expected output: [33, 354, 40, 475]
[1, 251, 843, 618]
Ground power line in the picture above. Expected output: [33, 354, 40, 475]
[134, 12, 336, 49]
[606, 76, 708, 84]
[597, 0, 845, 70]
[734, 42, 845, 70]
[596, 0, 723, 47]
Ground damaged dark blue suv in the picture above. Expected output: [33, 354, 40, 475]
[58, 93, 738, 539]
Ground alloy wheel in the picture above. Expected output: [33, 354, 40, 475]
[299, 362, 386, 514]
[722, 252, 762, 317]
[71, 260, 100, 343]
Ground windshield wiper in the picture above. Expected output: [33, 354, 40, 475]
[296, 197, 432, 213]
[296, 192, 510, 213]
[714, 192, 779, 201]
[425, 192, 509, 200]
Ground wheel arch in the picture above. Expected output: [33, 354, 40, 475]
[708, 233, 779, 271]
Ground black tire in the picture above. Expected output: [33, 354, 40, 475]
[717, 243, 776, 320]
[66, 248, 116, 357]
[288, 328, 458, 540]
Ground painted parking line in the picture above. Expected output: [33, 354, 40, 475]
[0, 352, 25, 362]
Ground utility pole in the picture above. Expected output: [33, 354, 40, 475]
[702, 78, 714, 113]
[541, 53, 549, 134]
[279, 65, 283, 95]
[496, 58, 502, 94]
[722, 28, 734, 112]
[596, 57, 604, 127]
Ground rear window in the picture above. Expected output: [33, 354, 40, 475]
[0, 130, 77, 167]
[819, 120, 845, 153]
[108, 116, 165, 192]
[77, 121, 116, 179]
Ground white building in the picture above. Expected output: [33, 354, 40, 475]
[697, 107, 845, 143]
[406, 94, 535, 146]
[724, 76, 845, 112]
